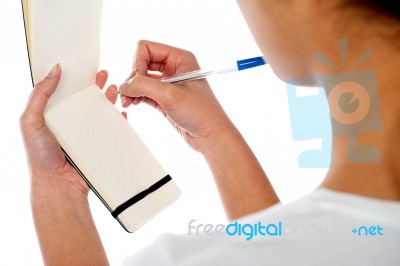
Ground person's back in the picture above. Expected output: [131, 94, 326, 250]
[125, 188, 400, 265]
[124, 1, 400, 264]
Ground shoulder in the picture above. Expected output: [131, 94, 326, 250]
[123, 189, 400, 266]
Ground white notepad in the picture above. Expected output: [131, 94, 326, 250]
[22, 0, 181, 233]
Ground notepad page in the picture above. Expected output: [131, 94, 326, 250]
[44, 85, 169, 211]
[30, 0, 102, 107]
[44, 84, 182, 232]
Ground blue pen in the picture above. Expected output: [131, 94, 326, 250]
[161, 56, 266, 84]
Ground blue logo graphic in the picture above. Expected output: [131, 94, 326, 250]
[286, 39, 381, 168]
[285, 85, 332, 168]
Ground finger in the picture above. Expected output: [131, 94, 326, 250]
[121, 95, 133, 108]
[148, 62, 165, 73]
[121, 111, 127, 119]
[147, 73, 163, 79]
[133, 96, 146, 105]
[104, 84, 118, 104]
[141, 97, 159, 109]
[129, 73, 162, 81]
[23, 64, 61, 119]
[119, 74, 175, 108]
[142, 98, 167, 117]
[95, 70, 108, 89]
[133, 40, 177, 75]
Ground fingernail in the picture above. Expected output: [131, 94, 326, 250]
[121, 95, 126, 105]
[48, 64, 60, 79]
[133, 97, 141, 105]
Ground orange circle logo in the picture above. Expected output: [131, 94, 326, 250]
[328, 81, 371, 125]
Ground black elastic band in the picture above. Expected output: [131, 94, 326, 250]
[112, 175, 172, 218]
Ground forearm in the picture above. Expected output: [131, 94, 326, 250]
[118, 40, 280, 221]
[31, 176, 108, 266]
[201, 124, 280, 221]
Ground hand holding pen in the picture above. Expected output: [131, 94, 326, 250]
[119, 55, 266, 86]
[118, 40, 266, 153]
[119, 40, 276, 220]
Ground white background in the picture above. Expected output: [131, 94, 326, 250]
[0, 0, 326, 265]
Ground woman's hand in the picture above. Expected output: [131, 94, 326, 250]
[20, 65, 118, 196]
[20, 65, 115, 266]
[120, 41, 279, 220]
[119, 40, 235, 153]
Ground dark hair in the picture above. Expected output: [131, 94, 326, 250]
[370, 1, 400, 19]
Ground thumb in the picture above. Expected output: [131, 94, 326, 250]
[119, 74, 176, 107]
[24, 64, 61, 119]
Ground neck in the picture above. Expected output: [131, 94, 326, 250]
[319, 38, 400, 200]
[250, 0, 400, 200]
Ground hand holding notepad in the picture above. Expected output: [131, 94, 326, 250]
[22, 0, 180, 233]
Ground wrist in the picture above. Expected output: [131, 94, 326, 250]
[31, 182, 89, 211]
[198, 122, 244, 159]
[197, 121, 280, 220]
[30, 173, 107, 266]
[31, 170, 89, 204]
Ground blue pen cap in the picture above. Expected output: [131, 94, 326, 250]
[237, 56, 266, 71]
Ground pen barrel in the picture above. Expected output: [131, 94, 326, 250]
[214, 65, 238, 75]
[161, 56, 266, 83]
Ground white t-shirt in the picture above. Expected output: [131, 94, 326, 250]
[123, 188, 400, 266]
